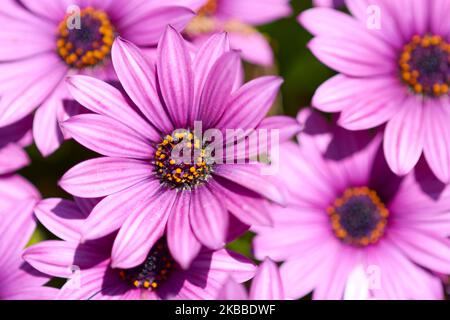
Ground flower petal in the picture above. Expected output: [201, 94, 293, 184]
[66, 75, 159, 141]
[307, 36, 395, 77]
[0, 198, 37, 270]
[213, 164, 286, 205]
[0, 59, 67, 126]
[81, 179, 160, 241]
[111, 37, 173, 133]
[210, 178, 272, 227]
[61, 114, 153, 159]
[423, 99, 450, 183]
[119, 6, 195, 46]
[23, 240, 107, 278]
[387, 229, 450, 275]
[157, 26, 194, 128]
[197, 51, 241, 128]
[216, 76, 282, 130]
[167, 192, 202, 269]
[249, 258, 284, 300]
[32, 85, 65, 157]
[35, 198, 87, 242]
[59, 157, 153, 197]
[192, 32, 230, 110]
[190, 186, 229, 249]
[0, 143, 30, 175]
[111, 189, 177, 269]
[383, 96, 425, 176]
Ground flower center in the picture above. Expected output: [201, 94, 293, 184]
[118, 239, 175, 290]
[198, 0, 218, 16]
[399, 34, 450, 97]
[327, 187, 389, 247]
[56, 7, 115, 69]
[154, 130, 213, 190]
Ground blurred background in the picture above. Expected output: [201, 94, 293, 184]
[22, 1, 334, 256]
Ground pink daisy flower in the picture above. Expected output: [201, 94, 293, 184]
[59, 27, 299, 270]
[0, 0, 195, 156]
[0, 174, 56, 299]
[23, 197, 255, 300]
[254, 109, 450, 300]
[180, 0, 292, 66]
[300, 0, 450, 182]
[218, 258, 285, 300]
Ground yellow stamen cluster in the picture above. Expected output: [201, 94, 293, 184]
[155, 131, 211, 190]
[399, 34, 450, 96]
[327, 187, 389, 247]
[56, 7, 114, 68]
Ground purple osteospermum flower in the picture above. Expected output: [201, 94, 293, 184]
[218, 258, 285, 300]
[253, 108, 450, 300]
[0, 174, 56, 300]
[59, 26, 299, 270]
[0, 0, 194, 156]
[179, 0, 292, 66]
[0, 116, 32, 174]
[300, 0, 450, 183]
[23, 197, 256, 300]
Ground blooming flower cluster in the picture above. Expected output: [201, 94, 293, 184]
[0, 0, 449, 301]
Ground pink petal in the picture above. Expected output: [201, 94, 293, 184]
[256, 115, 302, 143]
[383, 96, 425, 176]
[0, 15, 54, 60]
[190, 186, 229, 249]
[0, 59, 67, 126]
[216, 76, 282, 130]
[218, 0, 291, 25]
[111, 189, 177, 269]
[111, 37, 173, 133]
[210, 178, 272, 227]
[66, 75, 160, 141]
[35, 198, 87, 242]
[81, 179, 160, 241]
[157, 26, 194, 128]
[23, 240, 107, 278]
[0, 143, 30, 174]
[119, 5, 195, 46]
[386, 230, 450, 274]
[249, 258, 285, 300]
[167, 192, 202, 269]
[59, 157, 153, 197]
[192, 249, 256, 283]
[227, 31, 274, 66]
[19, 0, 66, 22]
[423, 99, 450, 183]
[213, 164, 286, 205]
[308, 36, 395, 77]
[217, 278, 248, 300]
[57, 263, 121, 300]
[197, 51, 241, 128]
[3, 286, 58, 300]
[61, 114, 153, 159]
[0, 198, 37, 270]
[312, 246, 358, 299]
[32, 85, 65, 157]
[192, 32, 230, 112]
